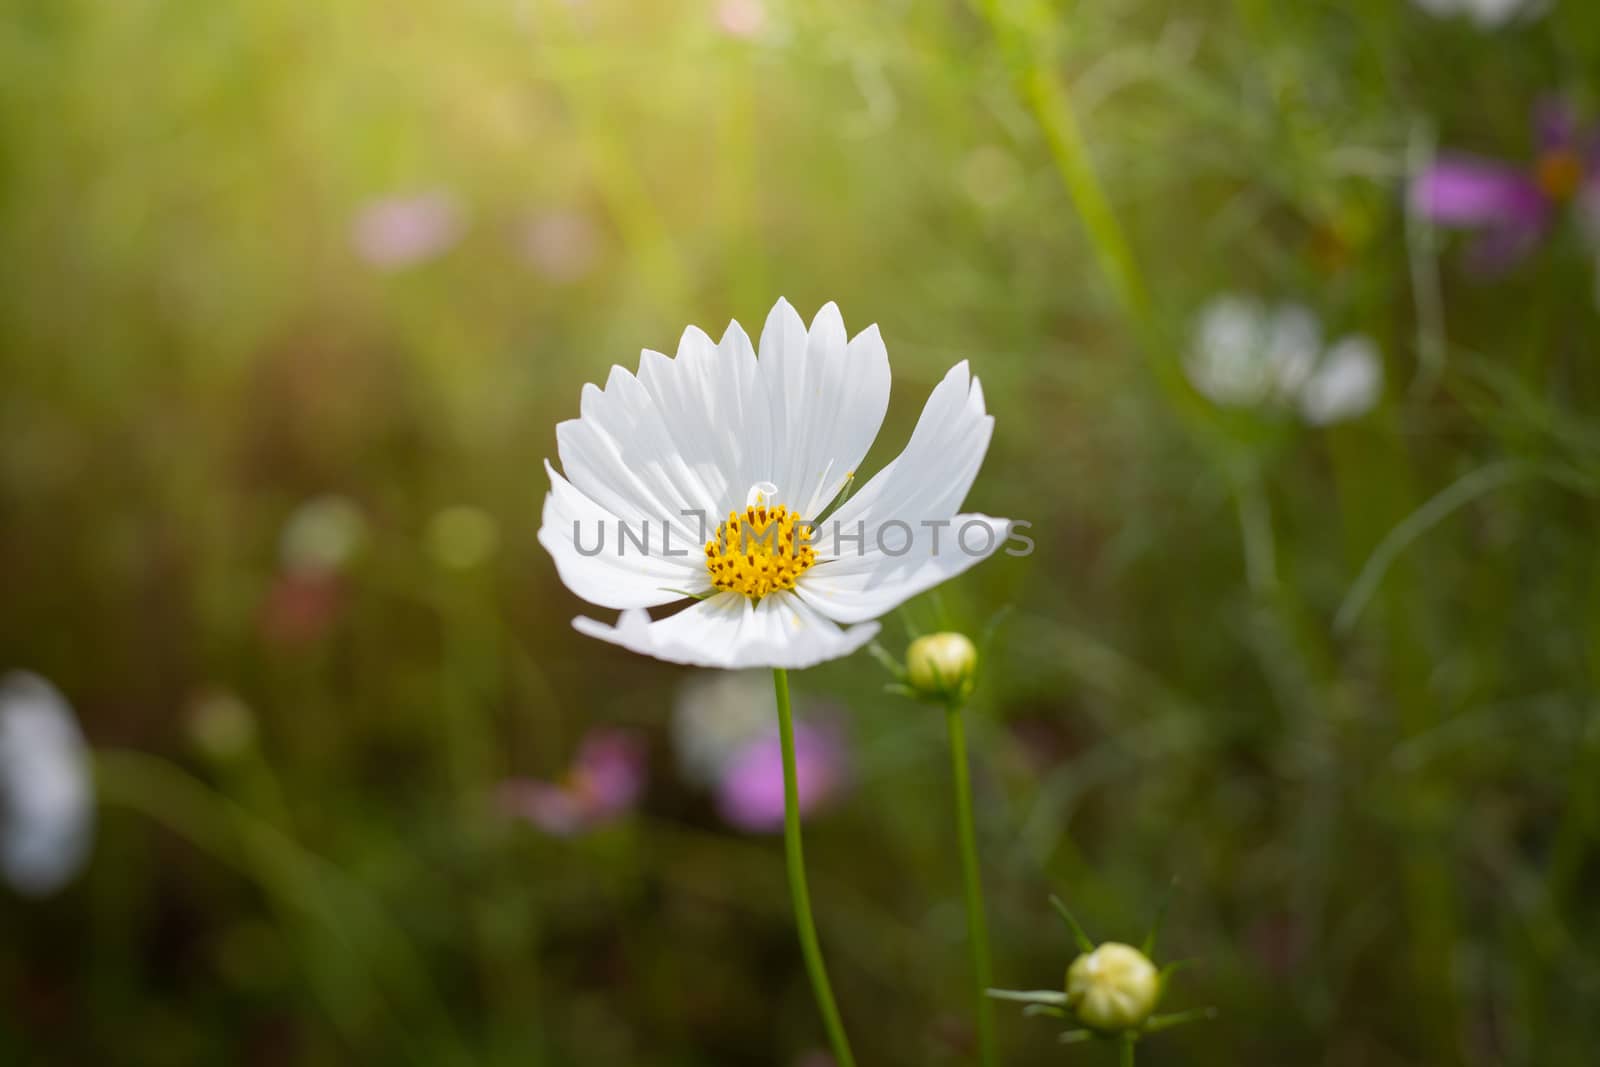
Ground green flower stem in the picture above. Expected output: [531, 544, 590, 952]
[977, 0, 1204, 429]
[772, 668, 856, 1067]
[1121, 1033, 1137, 1067]
[946, 701, 997, 1067]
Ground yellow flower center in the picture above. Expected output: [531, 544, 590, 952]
[1537, 150, 1584, 201]
[704, 500, 816, 600]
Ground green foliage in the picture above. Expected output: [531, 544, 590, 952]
[3, 0, 1600, 1063]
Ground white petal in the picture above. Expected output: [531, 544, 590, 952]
[1299, 336, 1383, 425]
[1187, 296, 1271, 406]
[635, 321, 769, 517]
[1467, 0, 1532, 26]
[554, 319, 772, 555]
[573, 591, 880, 669]
[797, 514, 1013, 624]
[557, 362, 715, 546]
[539, 461, 709, 610]
[759, 299, 891, 519]
[818, 361, 994, 549]
[0, 672, 93, 896]
[1265, 303, 1321, 399]
[543, 315, 780, 611]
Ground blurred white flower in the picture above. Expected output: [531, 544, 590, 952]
[1411, 0, 1543, 28]
[1188, 296, 1382, 425]
[0, 672, 93, 896]
[1298, 336, 1383, 426]
[671, 671, 850, 832]
[1187, 296, 1319, 407]
[280, 494, 366, 578]
[671, 670, 773, 788]
[350, 191, 465, 270]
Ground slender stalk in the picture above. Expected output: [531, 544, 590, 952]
[946, 701, 997, 1067]
[976, 0, 1209, 433]
[1120, 1033, 1137, 1067]
[772, 668, 856, 1067]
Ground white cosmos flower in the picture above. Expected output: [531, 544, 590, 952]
[1188, 296, 1382, 425]
[540, 298, 1012, 670]
[1187, 296, 1318, 409]
[1298, 336, 1383, 426]
[0, 672, 93, 896]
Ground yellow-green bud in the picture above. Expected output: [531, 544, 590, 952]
[186, 688, 257, 761]
[906, 632, 978, 702]
[1065, 942, 1160, 1032]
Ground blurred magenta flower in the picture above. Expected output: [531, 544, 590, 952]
[670, 671, 851, 832]
[499, 730, 647, 836]
[716, 720, 848, 833]
[1410, 101, 1597, 272]
[0, 673, 93, 896]
[350, 191, 465, 270]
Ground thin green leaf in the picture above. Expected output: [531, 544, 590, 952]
[1051, 895, 1095, 952]
[866, 641, 907, 681]
[986, 988, 1069, 1006]
[1142, 876, 1177, 957]
[1142, 1007, 1217, 1033]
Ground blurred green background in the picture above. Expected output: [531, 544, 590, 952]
[4, 0, 1600, 1063]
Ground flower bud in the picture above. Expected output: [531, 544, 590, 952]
[280, 494, 366, 578]
[1065, 941, 1160, 1032]
[905, 632, 978, 702]
[186, 688, 257, 762]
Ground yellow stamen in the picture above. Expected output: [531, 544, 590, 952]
[704, 502, 816, 601]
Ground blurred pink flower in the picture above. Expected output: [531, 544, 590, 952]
[260, 571, 346, 647]
[350, 191, 465, 270]
[499, 730, 647, 835]
[1410, 99, 1599, 274]
[716, 721, 848, 833]
[521, 210, 601, 283]
[717, 0, 766, 38]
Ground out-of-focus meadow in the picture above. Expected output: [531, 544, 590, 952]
[4, 0, 1600, 1063]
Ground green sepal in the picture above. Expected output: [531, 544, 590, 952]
[1050, 894, 1095, 953]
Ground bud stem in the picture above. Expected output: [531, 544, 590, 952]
[773, 668, 856, 1067]
[1121, 1033, 1137, 1066]
[947, 701, 998, 1067]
